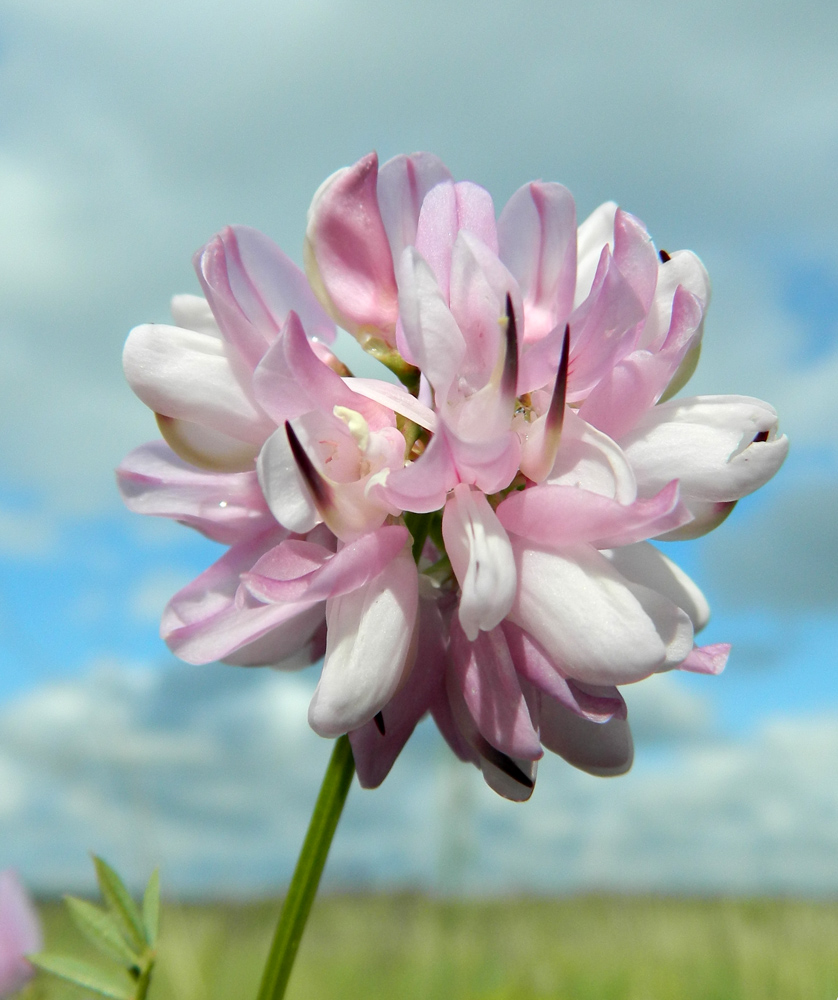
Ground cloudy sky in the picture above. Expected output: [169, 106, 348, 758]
[1, 0, 836, 895]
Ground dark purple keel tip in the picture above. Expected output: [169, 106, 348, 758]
[477, 737, 534, 789]
[546, 324, 570, 436]
[285, 421, 332, 509]
[502, 293, 520, 402]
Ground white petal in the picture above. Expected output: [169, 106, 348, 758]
[442, 485, 517, 641]
[124, 322, 271, 444]
[508, 541, 693, 684]
[540, 697, 634, 776]
[169, 294, 220, 336]
[397, 247, 466, 399]
[637, 250, 710, 352]
[604, 541, 711, 632]
[309, 547, 418, 736]
[543, 408, 637, 503]
[620, 395, 789, 502]
[574, 201, 617, 307]
[155, 415, 260, 473]
[343, 377, 438, 432]
[257, 426, 320, 533]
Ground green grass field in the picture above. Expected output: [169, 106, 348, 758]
[25, 894, 838, 1000]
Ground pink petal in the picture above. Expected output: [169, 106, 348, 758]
[252, 310, 362, 425]
[449, 620, 542, 760]
[222, 616, 327, 669]
[304, 152, 400, 344]
[257, 424, 321, 534]
[430, 681, 480, 766]
[377, 152, 453, 264]
[244, 525, 409, 604]
[446, 429, 522, 496]
[637, 248, 711, 353]
[161, 527, 328, 664]
[448, 231, 523, 393]
[565, 245, 647, 399]
[414, 180, 498, 299]
[376, 424, 459, 513]
[574, 201, 617, 306]
[117, 440, 273, 545]
[578, 350, 678, 442]
[498, 181, 577, 344]
[477, 749, 538, 801]
[539, 696, 634, 776]
[679, 642, 730, 675]
[443, 649, 537, 800]
[579, 286, 705, 439]
[496, 480, 691, 549]
[612, 209, 658, 313]
[502, 622, 626, 723]
[196, 225, 335, 371]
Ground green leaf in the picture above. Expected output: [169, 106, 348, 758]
[142, 869, 160, 947]
[92, 856, 147, 951]
[65, 897, 141, 967]
[29, 953, 134, 1000]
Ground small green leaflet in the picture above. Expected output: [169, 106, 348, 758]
[142, 869, 160, 947]
[92, 856, 148, 952]
[64, 896, 141, 967]
[29, 954, 134, 1000]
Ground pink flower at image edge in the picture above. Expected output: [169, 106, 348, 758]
[0, 870, 42, 997]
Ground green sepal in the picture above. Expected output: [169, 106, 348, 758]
[142, 869, 160, 947]
[364, 338, 421, 394]
[64, 896, 141, 967]
[403, 511, 431, 563]
[29, 953, 134, 1000]
[92, 856, 147, 951]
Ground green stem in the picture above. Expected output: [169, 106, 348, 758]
[255, 735, 355, 1000]
[134, 956, 155, 1000]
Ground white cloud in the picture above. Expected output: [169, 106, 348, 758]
[3, 661, 838, 896]
[621, 673, 714, 744]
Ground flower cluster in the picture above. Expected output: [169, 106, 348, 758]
[120, 152, 787, 800]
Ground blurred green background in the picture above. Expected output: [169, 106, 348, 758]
[26, 895, 838, 1000]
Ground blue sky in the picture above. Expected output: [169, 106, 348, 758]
[0, 0, 837, 895]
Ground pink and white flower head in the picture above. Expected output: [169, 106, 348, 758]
[0, 870, 42, 997]
[120, 150, 787, 801]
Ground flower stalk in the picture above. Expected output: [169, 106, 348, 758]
[255, 735, 355, 1000]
